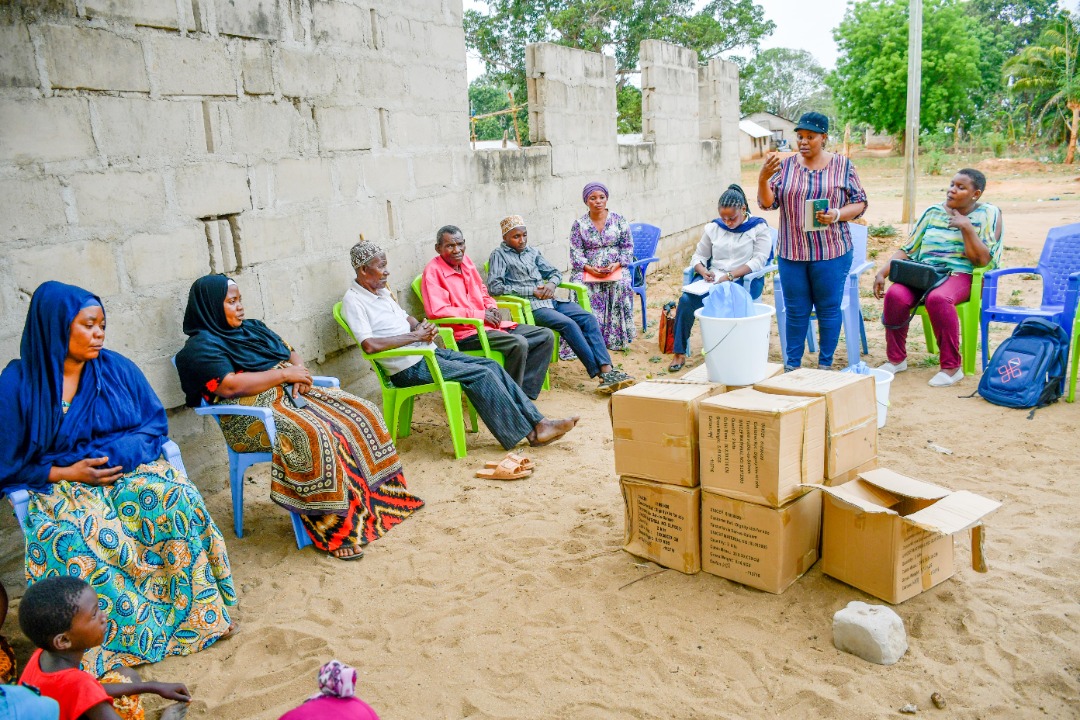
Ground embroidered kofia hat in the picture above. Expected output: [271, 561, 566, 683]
[500, 215, 526, 237]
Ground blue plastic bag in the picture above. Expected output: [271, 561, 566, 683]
[841, 361, 871, 375]
[701, 281, 754, 318]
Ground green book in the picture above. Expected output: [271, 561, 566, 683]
[804, 198, 830, 231]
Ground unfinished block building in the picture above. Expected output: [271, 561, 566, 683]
[0, 0, 740, 471]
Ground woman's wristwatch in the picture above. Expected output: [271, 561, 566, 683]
[725, 271, 734, 282]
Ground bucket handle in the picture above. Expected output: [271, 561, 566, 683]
[700, 323, 739, 358]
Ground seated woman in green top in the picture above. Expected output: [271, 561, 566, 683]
[874, 168, 1002, 387]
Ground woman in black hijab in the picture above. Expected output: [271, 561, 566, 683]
[176, 275, 423, 560]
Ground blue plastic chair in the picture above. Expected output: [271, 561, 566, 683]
[628, 223, 661, 331]
[981, 222, 1080, 374]
[4, 439, 187, 537]
[773, 223, 871, 367]
[681, 228, 778, 300]
[171, 356, 339, 549]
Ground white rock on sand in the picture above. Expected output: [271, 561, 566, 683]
[833, 600, 909, 665]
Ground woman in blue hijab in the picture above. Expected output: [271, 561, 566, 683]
[0, 282, 236, 675]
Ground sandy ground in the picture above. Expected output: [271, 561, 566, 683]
[2, 156, 1079, 719]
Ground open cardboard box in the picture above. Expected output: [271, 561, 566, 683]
[754, 368, 877, 484]
[810, 468, 1002, 604]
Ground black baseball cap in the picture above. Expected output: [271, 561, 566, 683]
[794, 112, 829, 135]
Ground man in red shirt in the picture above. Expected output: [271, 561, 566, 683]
[421, 225, 555, 400]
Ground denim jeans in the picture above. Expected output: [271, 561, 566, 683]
[531, 301, 611, 377]
[777, 250, 851, 368]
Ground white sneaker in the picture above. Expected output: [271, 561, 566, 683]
[878, 360, 907, 374]
[928, 369, 964, 387]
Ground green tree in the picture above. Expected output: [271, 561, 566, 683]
[616, 85, 643, 133]
[469, 79, 527, 142]
[464, 0, 774, 130]
[828, 0, 983, 141]
[740, 48, 831, 121]
[1004, 16, 1080, 163]
[968, 0, 1065, 135]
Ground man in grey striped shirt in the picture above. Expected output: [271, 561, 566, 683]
[487, 215, 634, 394]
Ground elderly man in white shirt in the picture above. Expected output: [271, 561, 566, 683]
[341, 239, 579, 450]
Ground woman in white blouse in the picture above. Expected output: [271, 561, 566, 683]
[668, 184, 772, 371]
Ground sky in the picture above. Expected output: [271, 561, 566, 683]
[753, 0, 849, 70]
[464, 0, 1079, 80]
[463, 0, 850, 81]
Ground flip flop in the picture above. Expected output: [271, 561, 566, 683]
[484, 453, 535, 472]
[476, 457, 534, 480]
[668, 361, 685, 372]
[330, 546, 365, 561]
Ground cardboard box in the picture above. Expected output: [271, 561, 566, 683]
[701, 489, 822, 594]
[621, 477, 700, 574]
[754, 369, 877, 483]
[698, 388, 826, 506]
[676, 362, 783, 387]
[813, 468, 1002, 604]
[612, 382, 724, 487]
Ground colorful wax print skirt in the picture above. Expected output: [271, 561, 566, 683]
[215, 384, 423, 553]
[23, 460, 236, 674]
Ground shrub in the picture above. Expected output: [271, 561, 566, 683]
[924, 150, 946, 175]
[868, 222, 898, 238]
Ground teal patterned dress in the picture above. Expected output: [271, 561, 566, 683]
[23, 458, 236, 674]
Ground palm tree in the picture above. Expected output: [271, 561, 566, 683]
[1005, 16, 1080, 163]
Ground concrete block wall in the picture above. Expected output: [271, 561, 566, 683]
[0, 1, 740, 480]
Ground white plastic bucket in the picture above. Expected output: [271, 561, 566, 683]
[869, 368, 893, 428]
[694, 303, 776, 386]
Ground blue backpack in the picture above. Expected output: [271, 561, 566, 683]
[978, 318, 1070, 409]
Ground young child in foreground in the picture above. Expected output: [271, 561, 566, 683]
[18, 576, 191, 720]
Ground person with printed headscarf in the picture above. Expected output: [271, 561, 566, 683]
[0, 281, 236, 674]
[488, 215, 635, 394]
[175, 274, 423, 562]
[568, 181, 637, 350]
[278, 660, 380, 720]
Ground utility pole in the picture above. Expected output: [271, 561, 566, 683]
[901, 0, 923, 229]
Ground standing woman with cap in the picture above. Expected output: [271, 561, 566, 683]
[568, 181, 637, 350]
[757, 112, 868, 370]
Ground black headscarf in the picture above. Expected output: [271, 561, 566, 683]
[175, 274, 292, 407]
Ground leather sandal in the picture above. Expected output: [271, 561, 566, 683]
[476, 457, 533, 480]
[484, 453, 535, 473]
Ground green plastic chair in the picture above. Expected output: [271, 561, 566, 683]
[914, 265, 987, 377]
[483, 261, 592, 363]
[411, 274, 553, 390]
[1068, 302, 1080, 403]
[333, 302, 477, 459]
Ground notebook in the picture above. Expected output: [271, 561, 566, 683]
[804, 198, 829, 232]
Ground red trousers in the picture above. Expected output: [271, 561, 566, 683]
[883, 273, 972, 371]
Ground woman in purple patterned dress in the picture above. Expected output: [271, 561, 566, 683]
[568, 181, 637, 350]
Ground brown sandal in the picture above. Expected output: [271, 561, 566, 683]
[483, 453, 534, 473]
[476, 457, 533, 481]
